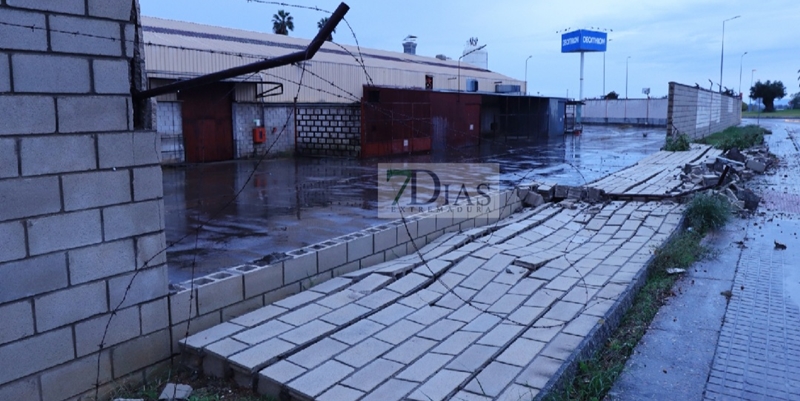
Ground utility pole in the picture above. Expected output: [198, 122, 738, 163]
[719, 15, 741, 93]
[524, 55, 532, 96]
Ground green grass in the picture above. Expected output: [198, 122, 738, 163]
[742, 109, 800, 119]
[695, 124, 767, 151]
[663, 133, 691, 151]
[543, 195, 730, 401]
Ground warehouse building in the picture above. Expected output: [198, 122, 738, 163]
[143, 17, 564, 162]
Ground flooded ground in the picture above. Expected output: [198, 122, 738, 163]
[163, 124, 665, 282]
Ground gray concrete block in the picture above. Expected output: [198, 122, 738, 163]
[0, 53, 9, 93]
[334, 337, 393, 368]
[98, 132, 135, 169]
[283, 251, 317, 285]
[63, 170, 131, 211]
[0, 8, 47, 51]
[136, 231, 167, 268]
[7, 0, 85, 14]
[181, 321, 244, 351]
[289, 360, 354, 399]
[464, 361, 520, 397]
[140, 297, 169, 335]
[68, 239, 135, 285]
[93, 59, 130, 94]
[374, 227, 397, 252]
[0, 377, 39, 401]
[230, 304, 286, 328]
[0, 221, 25, 263]
[342, 358, 403, 392]
[274, 289, 323, 310]
[221, 296, 263, 321]
[88, 0, 133, 21]
[0, 95, 55, 136]
[0, 327, 74, 385]
[133, 130, 161, 165]
[12, 54, 90, 94]
[35, 280, 107, 332]
[318, 385, 364, 401]
[0, 252, 68, 304]
[57, 96, 129, 133]
[0, 300, 34, 346]
[229, 337, 295, 372]
[258, 360, 307, 396]
[278, 303, 331, 326]
[28, 209, 103, 255]
[347, 232, 373, 262]
[108, 266, 168, 309]
[407, 369, 470, 401]
[103, 199, 164, 241]
[124, 23, 136, 58]
[110, 329, 171, 378]
[373, 319, 425, 346]
[317, 241, 347, 272]
[74, 305, 139, 357]
[287, 337, 349, 369]
[0, 138, 16, 179]
[242, 263, 282, 299]
[232, 319, 293, 346]
[132, 166, 163, 201]
[330, 318, 384, 346]
[279, 319, 336, 346]
[197, 271, 244, 314]
[20, 135, 95, 176]
[49, 15, 122, 56]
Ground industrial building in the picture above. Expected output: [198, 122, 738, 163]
[143, 17, 565, 162]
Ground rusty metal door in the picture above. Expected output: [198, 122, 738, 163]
[179, 84, 234, 163]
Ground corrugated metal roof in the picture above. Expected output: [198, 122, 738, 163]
[142, 16, 523, 103]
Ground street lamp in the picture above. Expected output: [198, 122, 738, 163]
[625, 56, 631, 99]
[719, 15, 741, 93]
[524, 55, 532, 95]
[738, 51, 747, 96]
[602, 38, 613, 96]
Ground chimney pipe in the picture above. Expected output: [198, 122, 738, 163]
[402, 35, 417, 55]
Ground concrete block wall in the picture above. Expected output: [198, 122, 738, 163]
[156, 101, 184, 163]
[165, 189, 523, 351]
[667, 82, 742, 140]
[296, 104, 361, 158]
[582, 98, 668, 126]
[232, 103, 295, 159]
[0, 2, 171, 400]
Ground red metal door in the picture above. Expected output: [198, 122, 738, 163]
[179, 84, 234, 163]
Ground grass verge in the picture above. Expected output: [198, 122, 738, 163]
[742, 109, 800, 119]
[544, 194, 730, 401]
[109, 367, 275, 401]
[695, 124, 768, 151]
[663, 133, 691, 151]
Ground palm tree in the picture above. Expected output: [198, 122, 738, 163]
[272, 10, 294, 35]
[317, 17, 335, 42]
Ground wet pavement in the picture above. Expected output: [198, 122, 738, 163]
[164, 124, 664, 282]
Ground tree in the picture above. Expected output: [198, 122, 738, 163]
[272, 10, 294, 35]
[750, 80, 786, 112]
[604, 91, 619, 100]
[317, 17, 335, 42]
[790, 93, 800, 110]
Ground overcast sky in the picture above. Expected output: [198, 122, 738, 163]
[140, 0, 799, 100]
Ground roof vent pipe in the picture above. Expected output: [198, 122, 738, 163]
[402, 35, 417, 55]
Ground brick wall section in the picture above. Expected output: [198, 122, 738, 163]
[297, 104, 361, 157]
[156, 101, 184, 163]
[0, 2, 170, 401]
[666, 82, 742, 140]
[232, 103, 296, 159]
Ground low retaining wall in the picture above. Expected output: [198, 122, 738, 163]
[167, 190, 522, 349]
[582, 99, 668, 126]
[667, 82, 742, 140]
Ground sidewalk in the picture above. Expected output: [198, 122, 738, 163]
[609, 120, 800, 401]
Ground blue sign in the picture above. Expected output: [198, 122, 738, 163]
[561, 29, 607, 53]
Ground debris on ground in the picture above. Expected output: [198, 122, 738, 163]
[666, 268, 687, 275]
[774, 241, 787, 250]
[158, 383, 192, 401]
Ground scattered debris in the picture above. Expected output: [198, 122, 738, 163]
[724, 147, 746, 163]
[522, 191, 545, 207]
[746, 159, 766, 173]
[159, 383, 193, 401]
[774, 241, 787, 250]
[721, 290, 733, 300]
[666, 268, 687, 275]
[114, 399, 144, 401]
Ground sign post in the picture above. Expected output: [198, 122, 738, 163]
[561, 29, 608, 133]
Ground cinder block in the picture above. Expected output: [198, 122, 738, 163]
[74, 305, 140, 357]
[222, 296, 264, 321]
[28, 209, 103, 255]
[68, 239, 135, 285]
[103, 199, 164, 241]
[168, 287, 197, 324]
[108, 266, 168, 309]
[35, 280, 108, 332]
[7, 0, 85, 14]
[417, 216, 437, 237]
[40, 351, 112, 401]
[0, 8, 47, 51]
[124, 23, 136, 58]
[133, 130, 162, 165]
[0, 138, 17, 178]
[136, 231, 167, 268]
[346, 233, 373, 262]
[0, 252, 68, 304]
[373, 227, 397, 253]
[0, 221, 25, 263]
[0, 327, 74, 385]
[12, 54, 90, 94]
[20, 135, 95, 176]
[241, 263, 283, 299]
[111, 329, 171, 378]
[93, 59, 130, 94]
[140, 297, 169, 335]
[198, 271, 244, 315]
[0, 54, 9, 93]
[169, 312, 221, 355]
[284, 251, 318, 284]
[317, 241, 347, 272]
[0, 300, 34, 346]
[88, 0, 133, 20]
[57, 96, 129, 133]
[49, 15, 122, 56]
[0, 377, 39, 401]
[0, 95, 55, 135]
[63, 170, 131, 211]
[133, 166, 163, 201]
[98, 132, 134, 169]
